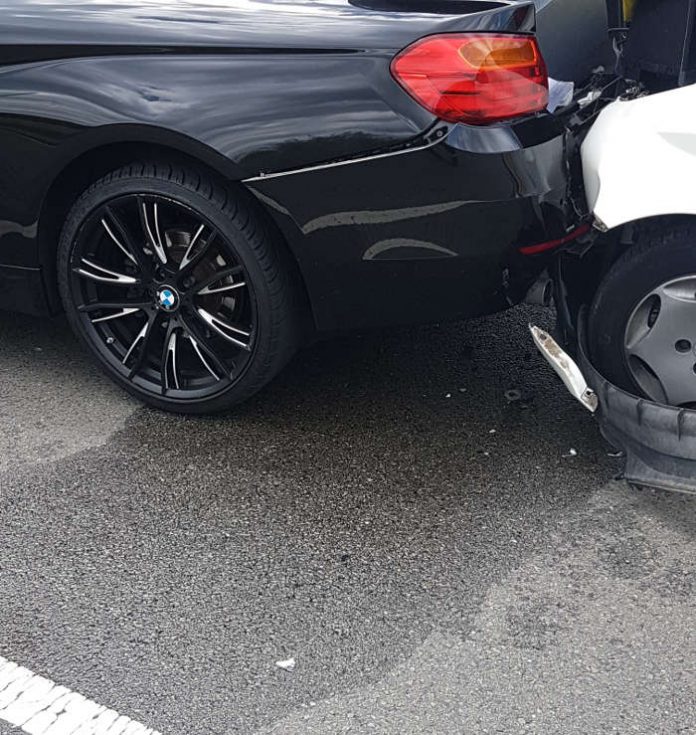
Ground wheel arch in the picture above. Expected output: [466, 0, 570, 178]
[37, 132, 315, 330]
[559, 214, 696, 322]
[601, 213, 696, 271]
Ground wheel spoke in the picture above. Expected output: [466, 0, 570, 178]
[102, 219, 136, 265]
[179, 313, 231, 379]
[103, 205, 150, 273]
[90, 307, 142, 324]
[75, 258, 138, 286]
[200, 281, 246, 296]
[180, 224, 207, 271]
[179, 227, 218, 275]
[138, 197, 168, 265]
[78, 300, 151, 314]
[127, 312, 161, 379]
[195, 307, 251, 351]
[161, 328, 181, 393]
[189, 337, 221, 381]
[122, 320, 150, 365]
[193, 266, 245, 296]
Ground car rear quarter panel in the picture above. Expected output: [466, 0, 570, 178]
[0, 52, 426, 269]
[0, 1, 537, 272]
[0, 0, 581, 328]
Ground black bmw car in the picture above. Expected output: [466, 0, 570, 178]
[0, 0, 610, 413]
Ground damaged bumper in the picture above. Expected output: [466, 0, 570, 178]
[532, 321, 696, 494]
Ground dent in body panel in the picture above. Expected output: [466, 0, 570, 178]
[0, 54, 421, 173]
[0, 51, 425, 270]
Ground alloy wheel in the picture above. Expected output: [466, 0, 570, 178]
[68, 194, 257, 402]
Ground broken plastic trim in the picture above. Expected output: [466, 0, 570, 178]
[518, 223, 592, 256]
[529, 325, 598, 412]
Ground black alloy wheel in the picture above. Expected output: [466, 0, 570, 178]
[58, 163, 299, 413]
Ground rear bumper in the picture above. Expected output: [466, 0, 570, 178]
[248, 116, 586, 332]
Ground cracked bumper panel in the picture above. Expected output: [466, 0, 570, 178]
[577, 323, 696, 495]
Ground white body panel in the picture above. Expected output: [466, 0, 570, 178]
[582, 84, 696, 230]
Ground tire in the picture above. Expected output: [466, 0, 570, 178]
[57, 161, 300, 414]
[588, 221, 696, 407]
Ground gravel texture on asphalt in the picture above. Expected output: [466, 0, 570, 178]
[0, 306, 694, 734]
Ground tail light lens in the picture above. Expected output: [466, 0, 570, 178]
[391, 34, 549, 125]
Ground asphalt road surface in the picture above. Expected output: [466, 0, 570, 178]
[1, 305, 695, 735]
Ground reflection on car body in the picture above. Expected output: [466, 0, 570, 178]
[0, 0, 610, 414]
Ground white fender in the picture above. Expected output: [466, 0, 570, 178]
[582, 84, 696, 231]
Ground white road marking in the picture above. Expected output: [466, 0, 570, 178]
[0, 657, 160, 735]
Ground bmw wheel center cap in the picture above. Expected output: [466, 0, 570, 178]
[157, 286, 179, 312]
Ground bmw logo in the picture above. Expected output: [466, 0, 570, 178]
[157, 286, 179, 312]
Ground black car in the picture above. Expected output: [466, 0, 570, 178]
[0, 0, 609, 413]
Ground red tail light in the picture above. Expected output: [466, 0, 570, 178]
[391, 34, 549, 125]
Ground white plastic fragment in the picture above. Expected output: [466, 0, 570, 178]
[529, 326, 598, 413]
[275, 658, 296, 672]
[564, 448, 578, 458]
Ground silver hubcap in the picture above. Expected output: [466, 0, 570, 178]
[624, 274, 696, 407]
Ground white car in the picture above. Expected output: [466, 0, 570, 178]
[535, 0, 696, 492]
